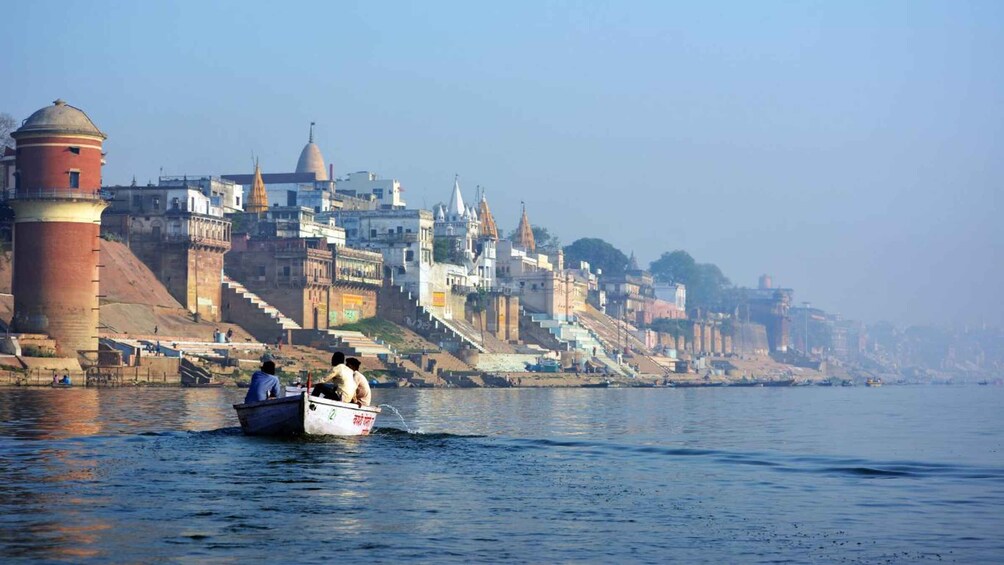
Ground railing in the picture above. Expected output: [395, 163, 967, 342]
[7, 188, 105, 201]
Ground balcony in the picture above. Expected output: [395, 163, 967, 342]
[7, 188, 105, 202]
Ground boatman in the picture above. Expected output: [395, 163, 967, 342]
[311, 352, 356, 402]
[244, 361, 281, 403]
[346, 357, 372, 407]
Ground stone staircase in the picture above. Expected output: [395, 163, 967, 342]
[475, 353, 541, 372]
[291, 328, 394, 358]
[380, 285, 485, 353]
[526, 313, 631, 377]
[222, 276, 301, 342]
[180, 358, 213, 386]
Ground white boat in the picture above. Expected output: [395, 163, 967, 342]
[234, 392, 380, 437]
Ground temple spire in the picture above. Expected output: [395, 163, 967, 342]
[447, 174, 465, 217]
[477, 187, 499, 240]
[246, 158, 269, 214]
[514, 201, 535, 253]
[309, 121, 315, 143]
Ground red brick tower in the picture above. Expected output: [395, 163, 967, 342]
[10, 99, 108, 358]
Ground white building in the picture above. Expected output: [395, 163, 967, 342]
[260, 206, 346, 246]
[336, 171, 406, 210]
[158, 175, 244, 214]
[332, 209, 435, 302]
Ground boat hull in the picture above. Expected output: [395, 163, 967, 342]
[234, 392, 379, 437]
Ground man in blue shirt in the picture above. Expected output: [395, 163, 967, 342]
[244, 361, 281, 403]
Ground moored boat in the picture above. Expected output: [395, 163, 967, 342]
[234, 392, 380, 437]
[762, 378, 796, 387]
[865, 378, 883, 387]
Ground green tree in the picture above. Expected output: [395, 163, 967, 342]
[650, 250, 731, 311]
[434, 237, 465, 265]
[563, 238, 629, 275]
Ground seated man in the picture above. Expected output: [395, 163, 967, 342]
[244, 361, 281, 403]
[311, 352, 356, 402]
[346, 357, 372, 407]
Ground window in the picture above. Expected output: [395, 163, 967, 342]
[283, 266, 291, 276]
[132, 195, 141, 208]
[405, 250, 414, 262]
[370, 229, 377, 238]
[69, 147, 81, 155]
[69, 171, 80, 189]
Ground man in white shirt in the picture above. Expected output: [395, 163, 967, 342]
[311, 352, 356, 402]
[346, 357, 372, 407]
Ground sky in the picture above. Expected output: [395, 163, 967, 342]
[2, 1, 1002, 328]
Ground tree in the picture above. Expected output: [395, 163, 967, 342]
[649, 250, 697, 285]
[0, 112, 16, 149]
[650, 250, 732, 311]
[507, 225, 561, 254]
[433, 237, 465, 265]
[563, 238, 629, 276]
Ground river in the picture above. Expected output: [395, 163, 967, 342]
[1, 385, 1002, 563]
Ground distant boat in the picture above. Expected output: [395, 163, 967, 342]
[841, 380, 855, 387]
[50, 383, 73, 389]
[866, 378, 883, 387]
[234, 392, 380, 437]
[763, 378, 795, 387]
[582, 380, 610, 388]
[978, 380, 989, 386]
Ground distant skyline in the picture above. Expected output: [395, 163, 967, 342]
[3, 1, 1002, 328]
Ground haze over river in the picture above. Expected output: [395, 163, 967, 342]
[1, 386, 1002, 563]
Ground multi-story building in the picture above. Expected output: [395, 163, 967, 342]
[158, 175, 243, 213]
[102, 184, 232, 321]
[604, 256, 686, 325]
[331, 208, 435, 303]
[225, 237, 382, 328]
[336, 171, 407, 210]
[238, 206, 346, 246]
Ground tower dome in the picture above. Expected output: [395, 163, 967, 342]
[14, 99, 106, 139]
[295, 122, 328, 180]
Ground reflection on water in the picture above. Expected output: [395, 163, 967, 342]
[1, 386, 1002, 563]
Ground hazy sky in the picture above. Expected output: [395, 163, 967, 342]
[3, 1, 1002, 328]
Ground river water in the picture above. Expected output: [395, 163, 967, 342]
[1, 385, 1002, 563]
